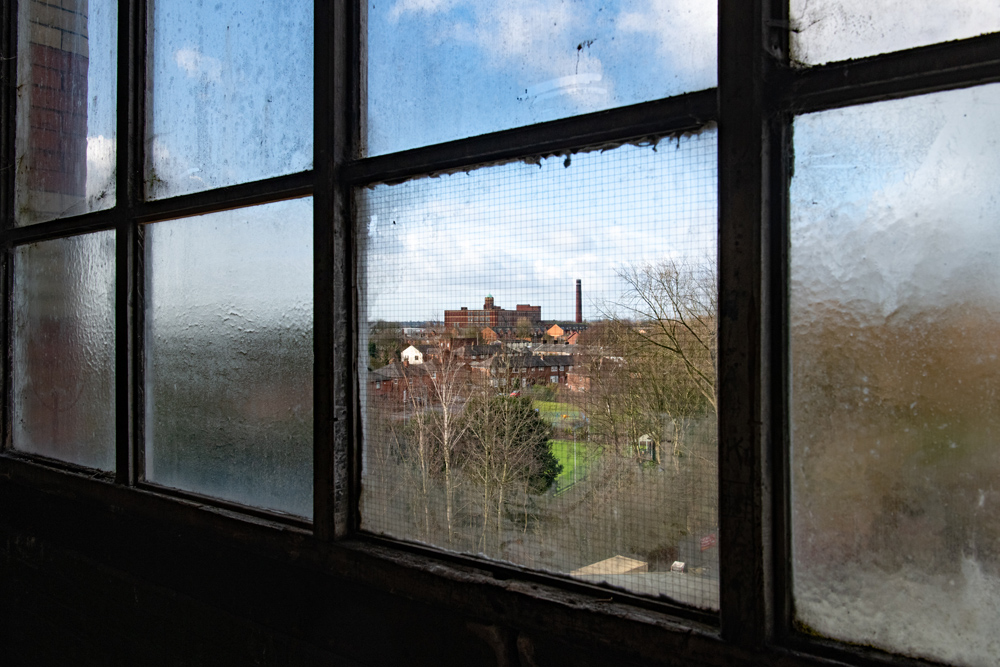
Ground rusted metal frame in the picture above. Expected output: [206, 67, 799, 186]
[359, 532, 719, 627]
[781, 612, 964, 667]
[1, 0, 16, 456]
[343, 89, 718, 186]
[0, 456, 311, 546]
[135, 478, 312, 529]
[132, 171, 313, 225]
[4, 208, 116, 246]
[766, 0, 793, 653]
[718, 0, 774, 649]
[312, 0, 337, 538]
[777, 31, 1000, 117]
[330, 0, 361, 538]
[318, 0, 361, 538]
[345, 0, 367, 538]
[1, 240, 7, 455]
[114, 0, 138, 484]
[0, 0, 15, 236]
[767, 112, 792, 646]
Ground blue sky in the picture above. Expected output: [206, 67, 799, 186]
[360, 134, 718, 323]
[76, 1, 1000, 329]
[362, 1, 718, 323]
[367, 0, 716, 155]
[144, 0, 313, 199]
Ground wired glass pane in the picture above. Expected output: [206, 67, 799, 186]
[360, 133, 719, 609]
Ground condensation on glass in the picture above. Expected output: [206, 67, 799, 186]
[790, 84, 1000, 666]
[358, 134, 719, 609]
[144, 199, 314, 518]
[790, 0, 1000, 66]
[13, 232, 115, 470]
[14, 0, 117, 225]
[144, 0, 313, 200]
[366, 0, 717, 156]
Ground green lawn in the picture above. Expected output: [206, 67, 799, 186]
[550, 438, 593, 492]
[534, 400, 582, 426]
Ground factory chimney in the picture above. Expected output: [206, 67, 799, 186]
[575, 279, 582, 323]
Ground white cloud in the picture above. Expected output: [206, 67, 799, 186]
[791, 0, 1000, 64]
[458, 2, 610, 108]
[174, 47, 223, 82]
[389, 0, 459, 22]
[618, 0, 716, 87]
[359, 139, 718, 322]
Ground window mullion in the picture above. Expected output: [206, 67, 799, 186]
[314, 0, 353, 539]
[717, 0, 774, 648]
[114, 0, 139, 485]
[0, 0, 13, 456]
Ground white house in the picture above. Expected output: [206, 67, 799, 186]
[400, 344, 433, 365]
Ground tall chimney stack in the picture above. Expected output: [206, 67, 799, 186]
[575, 279, 582, 323]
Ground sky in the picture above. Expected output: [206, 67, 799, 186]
[790, 0, 1000, 65]
[362, 0, 719, 323]
[367, 0, 717, 155]
[58, 1, 1000, 328]
[83, 0, 116, 209]
[360, 133, 717, 323]
[144, 0, 313, 199]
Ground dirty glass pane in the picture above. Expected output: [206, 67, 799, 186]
[14, 0, 117, 225]
[144, 199, 313, 518]
[13, 232, 115, 470]
[145, 0, 312, 199]
[367, 1, 717, 156]
[359, 134, 719, 609]
[790, 84, 1000, 666]
[790, 0, 1000, 66]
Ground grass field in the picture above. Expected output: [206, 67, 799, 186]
[550, 438, 593, 491]
[534, 400, 582, 426]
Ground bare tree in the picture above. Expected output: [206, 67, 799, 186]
[612, 258, 717, 411]
[423, 353, 472, 544]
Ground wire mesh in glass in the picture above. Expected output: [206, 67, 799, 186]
[359, 133, 719, 609]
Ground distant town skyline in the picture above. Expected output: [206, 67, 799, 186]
[359, 136, 718, 324]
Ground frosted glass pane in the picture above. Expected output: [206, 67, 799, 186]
[791, 84, 1000, 666]
[145, 0, 313, 199]
[145, 199, 313, 518]
[367, 0, 717, 156]
[360, 136, 719, 609]
[790, 0, 1000, 66]
[14, 0, 117, 225]
[13, 232, 115, 470]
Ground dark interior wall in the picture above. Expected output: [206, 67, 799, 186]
[0, 467, 844, 667]
[0, 479, 499, 666]
[0, 470, 724, 667]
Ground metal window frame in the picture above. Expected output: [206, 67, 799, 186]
[0, 0, 998, 663]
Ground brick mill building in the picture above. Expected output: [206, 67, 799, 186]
[444, 295, 542, 330]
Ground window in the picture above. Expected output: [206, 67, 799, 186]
[2, 1, 998, 666]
